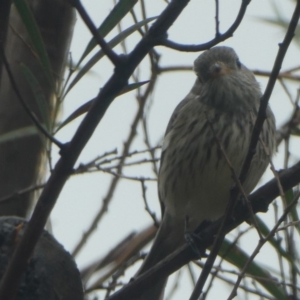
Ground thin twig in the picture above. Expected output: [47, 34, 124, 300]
[158, 65, 193, 73]
[71, 101, 147, 257]
[277, 220, 300, 231]
[140, 180, 159, 226]
[115, 0, 129, 55]
[165, 271, 182, 300]
[259, 134, 286, 206]
[0, 183, 46, 204]
[0, 49, 63, 148]
[96, 158, 159, 170]
[140, 51, 161, 176]
[276, 92, 300, 147]
[83, 226, 157, 293]
[253, 69, 300, 81]
[73, 148, 159, 175]
[98, 147, 160, 166]
[195, 261, 277, 300]
[160, 65, 300, 81]
[140, 0, 149, 33]
[227, 191, 300, 300]
[129, 6, 145, 38]
[97, 169, 157, 182]
[215, 0, 220, 37]
[72, 0, 121, 67]
[278, 78, 294, 105]
[200, 227, 252, 299]
[160, 0, 251, 51]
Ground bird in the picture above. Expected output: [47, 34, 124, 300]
[135, 46, 276, 300]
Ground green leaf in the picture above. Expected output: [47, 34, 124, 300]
[220, 239, 287, 299]
[285, 189, 300, 235]
[57, 81, 149, 132]
[13, 0, 54, 86]
[291, 127, 300, 136]
[0, 126, 38, 144]
[20, 63, 50, 129]
[78, 0, 138, 65]
[65, 16, 156, 96]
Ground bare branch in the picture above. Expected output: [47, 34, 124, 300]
[0, 1, 193, 298]
[160, 0, 250, 52]
[71, 0, 122, 66]
[107, 160, 300, 300]
[227, 191, 300, 299]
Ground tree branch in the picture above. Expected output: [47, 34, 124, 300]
[190, 1, 300, 297]
[0, 1, 193, 298]
[72, 0, 122, 67]
[160, 0, 250, 52]
[108, 160, 300, 300]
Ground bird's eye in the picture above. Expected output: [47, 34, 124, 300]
[236, 58, 241, 68]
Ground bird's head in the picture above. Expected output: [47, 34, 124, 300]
[194, 46, 243, 83]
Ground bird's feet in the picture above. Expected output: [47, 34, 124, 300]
[184, 216, 209, 259]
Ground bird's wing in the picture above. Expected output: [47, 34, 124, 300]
[158, 78, 202, 216]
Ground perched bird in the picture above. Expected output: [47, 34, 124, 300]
[136, 46, 276, 299]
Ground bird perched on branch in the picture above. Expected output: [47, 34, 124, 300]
[136, 46, 276, 300]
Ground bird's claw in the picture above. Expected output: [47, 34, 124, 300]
[184, 216, 208, 258]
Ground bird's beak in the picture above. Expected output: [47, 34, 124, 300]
[209, 62, 232, 78]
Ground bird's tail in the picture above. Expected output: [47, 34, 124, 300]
[135, 214, 184, 300]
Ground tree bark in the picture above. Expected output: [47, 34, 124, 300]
[0, 0, 75, 217]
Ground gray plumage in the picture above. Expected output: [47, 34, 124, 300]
[136, 46, 276, 300]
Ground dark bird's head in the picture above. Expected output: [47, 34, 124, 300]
[193, 46, 261, 113]
[194, 46, 244, 83]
